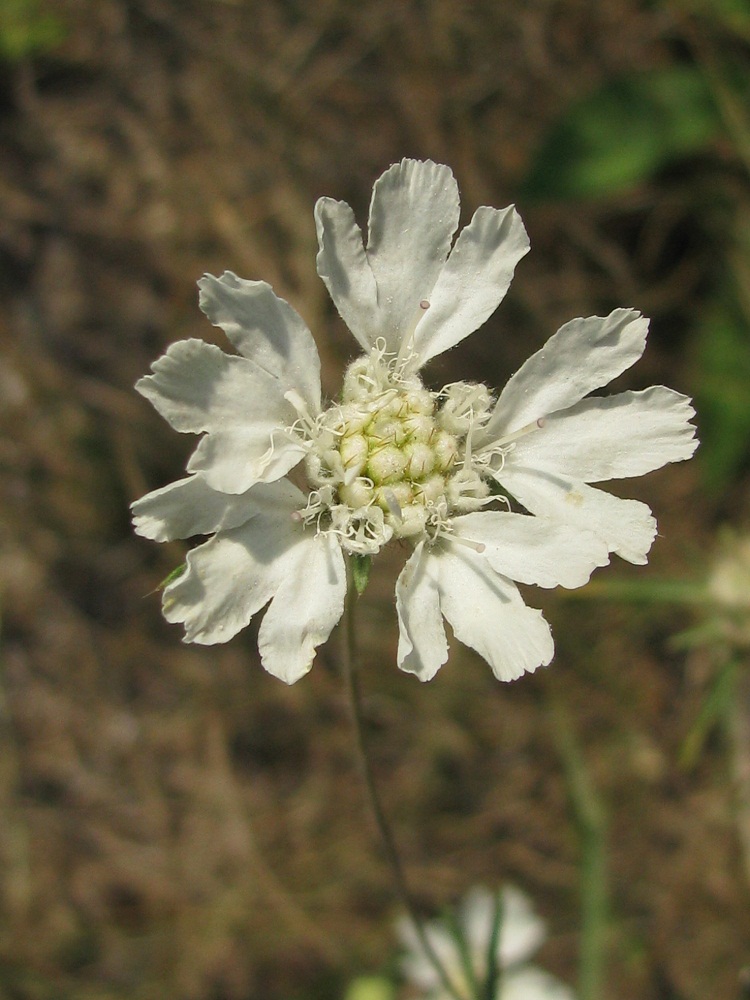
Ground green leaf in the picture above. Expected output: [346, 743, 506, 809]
[0, 0, 66, 62]
[521, 66, 722, 201]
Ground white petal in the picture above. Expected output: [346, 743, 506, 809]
[366, 159, 460, 352]
[480, 308, 648, 444]
[452, 511, 610, 590]
[186, 426, 307, 494]
[499, 467, 657, 565]
[162, 527, 288, 644]
[132, 475, 257, 541]
[258, 530, 346, 683]
[509, 386, 698, 483]
[496, 886, 546, 967]
[314, 197, 379, 353]
[460, 886, 497, 966]
[162, 480, 311, 647]
[136, 338, 292, 434]
[396, 915, 460, 992]
[436, 544, 554, 682]
[198, 272, 322, 412]
[502, 967, 576, 1000]
[405, 205, 530, 369]
[396, 541, 449, 681]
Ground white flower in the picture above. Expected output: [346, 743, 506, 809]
[397, 885, 576, 1000]
[132, 158, 696, 682]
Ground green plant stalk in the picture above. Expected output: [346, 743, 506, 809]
[567, 578, 709, 605]
[340, 566, 466, 1000]
[444, 907, 481, 1000]
[680, 658, 739, 768]
[482, 892, 504, 1000]
[725, 660, 750, 890]
[548, 692, 608, 1000]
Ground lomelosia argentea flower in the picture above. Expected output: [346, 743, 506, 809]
[397, 884, 576, 1000]
[132, 159, 697, 683]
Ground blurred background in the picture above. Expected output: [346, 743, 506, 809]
[0, 0, 748, 997]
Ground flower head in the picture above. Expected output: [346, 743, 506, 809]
[397, 885, 576, 1000]
[132, 159, 697, 682]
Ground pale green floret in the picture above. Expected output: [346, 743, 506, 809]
[438, 382, 493, 435]
[339, 478, 375, 509]
[447, 467, 490, 509]
[375, 481, 413, 512]
[431, 429, 459, 470]
[415, 474, 447, 505]
[300, 353, 496, 554]
[339, 432, 368, 474]
[368, 443, 409, 484]
[403, 441, 435, 479]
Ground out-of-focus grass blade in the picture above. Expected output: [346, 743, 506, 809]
[571, 579, 708, 605]
[692, 296, 750, 494]
[483, 893, 503, 1000]
[548, 693, 608, 1000]
[679, 658, 739, 769]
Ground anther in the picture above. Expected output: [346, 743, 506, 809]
[419, 299, 430, 310]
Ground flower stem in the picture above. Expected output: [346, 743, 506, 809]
[340, 570, 467, 1000]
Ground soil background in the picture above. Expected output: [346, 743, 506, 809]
[0, 2, 748, 999]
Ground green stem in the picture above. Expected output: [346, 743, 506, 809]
[340, 569, 467, 1000]
[725, 661, 750, 891]
[548, 690, 608, 1000]
[566, 578, 709, 605]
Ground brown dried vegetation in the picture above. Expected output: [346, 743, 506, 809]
[0, 1, 747, 998]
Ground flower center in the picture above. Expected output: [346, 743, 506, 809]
[295, 349, 494, 555]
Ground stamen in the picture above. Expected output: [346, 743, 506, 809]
[449, 535, 487, 554]
[284, 389, 317, 429]
[492, 416, 546, 448]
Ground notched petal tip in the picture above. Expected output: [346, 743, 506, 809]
[395, 544, 449, 682]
